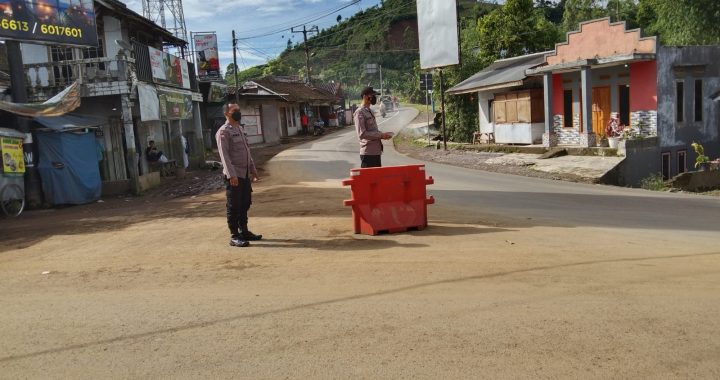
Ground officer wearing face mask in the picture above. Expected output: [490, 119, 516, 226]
[354, 86, 393, 168]
[216, 102, 262, 247]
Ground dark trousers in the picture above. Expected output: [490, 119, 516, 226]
[225, 176, 252, 237]
[360, 155, 382, 168]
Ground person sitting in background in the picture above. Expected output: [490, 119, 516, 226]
[146, 140, 168, 163]
[313, 117, 325, 136]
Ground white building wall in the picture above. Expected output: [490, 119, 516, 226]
[103, 16, 122, 71]
[495, 123, 544, 144]
[477, 91, 493, 134]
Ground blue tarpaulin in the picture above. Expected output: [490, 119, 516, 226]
[36, 132, 101, 205]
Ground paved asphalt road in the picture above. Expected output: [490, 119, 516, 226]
[275, 106, 720, 240]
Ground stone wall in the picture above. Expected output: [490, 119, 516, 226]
[552, 114, 583, 145]
[630, 110, 658, 137]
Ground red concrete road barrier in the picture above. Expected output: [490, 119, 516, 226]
[342, 164, 435, 235]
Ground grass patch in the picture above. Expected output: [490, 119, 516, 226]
[640, 172, 668, 191]
[403, 103, 430, 113]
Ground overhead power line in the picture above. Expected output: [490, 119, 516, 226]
[233, 0, 361, 36]
[236, 0, 362, 41]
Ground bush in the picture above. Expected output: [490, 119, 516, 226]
[640, 172, 667, 191]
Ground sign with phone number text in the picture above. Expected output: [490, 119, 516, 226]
[0, 0, 98, 47]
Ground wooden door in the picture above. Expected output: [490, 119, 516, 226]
[104, 117, 127, 181]
[592, 87, 611, 136]
[279, 107, 289, 137]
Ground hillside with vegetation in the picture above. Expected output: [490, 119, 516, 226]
[227, 0, 496, 101]
[229, 0, 720, 143]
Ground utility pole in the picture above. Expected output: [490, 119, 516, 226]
[232, 30, 239, 103]
[379, 64, 383, 96]
[439, 69, 447, 151]
[291, 25, 319, 83]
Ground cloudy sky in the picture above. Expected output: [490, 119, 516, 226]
[124, 0, 383, 71]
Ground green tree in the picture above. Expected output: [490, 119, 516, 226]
[605, 0, 639, 28]
[638, 0, 720, 45]
[224, 63, 237, 83]
[562, 0, 603, 33]
[478, 0, 559, 59]
[440, 0, 559, 143]
[536, 0, 565, 24]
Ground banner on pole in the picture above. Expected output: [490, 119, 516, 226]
[417, 0, 459, 69]
[194, 33, 221, 80]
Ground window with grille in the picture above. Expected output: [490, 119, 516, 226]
[50, 46, 74, 85]
[82, 38, 106, 70]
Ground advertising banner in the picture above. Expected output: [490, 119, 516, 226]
[1, 137, 25, 174]
[148, 46, 191, 89]
[208, 82, 227, 103]
[158, 87, 192, 120]
[138, 83, 160, 121]
[0, 0, 98, 47]
[194, 33, 220, 80]
[417, 0, 459, 69]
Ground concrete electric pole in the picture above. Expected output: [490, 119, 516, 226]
[291, 25, 319, 83]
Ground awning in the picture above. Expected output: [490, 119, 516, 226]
[446, 52, 550, 95]
[0, 127, 26, 138]
[34, 113, 105, 131]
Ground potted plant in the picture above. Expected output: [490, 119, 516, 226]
[605, 116, 624, 149]
[691, 141, 711, 171]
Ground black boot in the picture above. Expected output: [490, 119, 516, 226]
[241, 226, 262, 241]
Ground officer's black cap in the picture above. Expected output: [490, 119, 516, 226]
[360, 86, 380, 97]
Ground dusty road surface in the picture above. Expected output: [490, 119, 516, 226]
[1, 107, 720, 378]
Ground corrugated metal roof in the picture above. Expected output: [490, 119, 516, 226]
[446, 52, 549, 95]
[238, 77, 338, 103]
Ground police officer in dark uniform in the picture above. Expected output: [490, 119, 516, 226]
[216, 103, 262, 247]
[354, 86, 393, 168]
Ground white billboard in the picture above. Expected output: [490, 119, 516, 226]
[417, 0, 460, 69]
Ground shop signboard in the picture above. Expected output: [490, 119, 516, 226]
[158, 87, 192, 120]
[1, 137, 25, 174]
[194, 33, 220, 80]
[0, 0, 98, 47]
[148, 46, 191, 89]
[208, 82, 227, 103]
